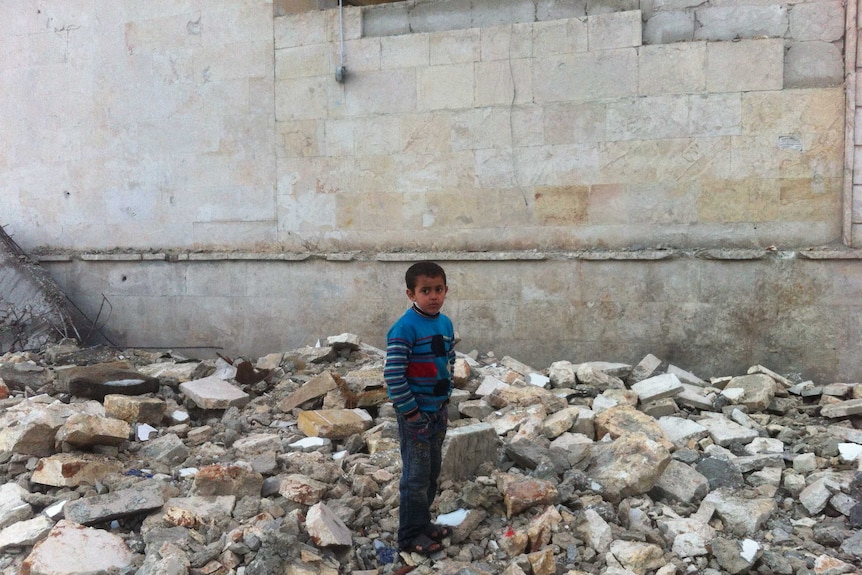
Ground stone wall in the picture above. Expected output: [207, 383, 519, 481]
[1, 0, 861, 381]
[275, 0, 845, 252]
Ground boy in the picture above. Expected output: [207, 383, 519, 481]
[384, 261, 456, 556]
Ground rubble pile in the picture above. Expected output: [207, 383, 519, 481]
[0, 334, 861, 575]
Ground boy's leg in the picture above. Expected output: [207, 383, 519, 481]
[426, 408, 447, 507]
[397, 413, 434, 548]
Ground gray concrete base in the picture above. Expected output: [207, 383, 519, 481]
[38, 248, 862, 383]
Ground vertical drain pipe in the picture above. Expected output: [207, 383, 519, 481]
[335, 0, 346, 83]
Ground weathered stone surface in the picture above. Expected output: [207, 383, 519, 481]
[0, 400, 68, 456]
[192, 464, 264, 498]
[441, 422, 499, 482]
[104, 394, 167, 425]
[54, 413, 131, 448]
[651, 459, 710, 504]
[278, 474, 329, 505]
[20, 520, 134, 574]
[722, 373, 776, 410]
[702, 489, 777, 536]
[297, 408, 373, 439]
[138, 432, 189, 468]
[585, 432, 671, 503]
[595, 405, 673, 450]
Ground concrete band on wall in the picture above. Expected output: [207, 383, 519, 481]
[38, 246, 862, 383]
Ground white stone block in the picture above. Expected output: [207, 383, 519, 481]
[430, 28, 480, 65]
[789, 1, 844, 42]
[534, 48, 637, 103]
[706, 39, 783, 93]
[381, 33, 430, 69]
[533, 18, 588, 56]
[639, 42, 706, 95]
[588, 10, 642, 51]
[418, 63, 474, 110]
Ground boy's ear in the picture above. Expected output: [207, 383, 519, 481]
[406, 288, 415, 300]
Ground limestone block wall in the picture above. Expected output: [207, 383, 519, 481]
[276, 0, 845, 252]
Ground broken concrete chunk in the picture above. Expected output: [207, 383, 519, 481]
[608, 540, 665, 574]
[667, 364, 707, 386]
[279, 371, 338, 412]
[629, 354, 664, 384]
[0, 483, 33, 530]
[31, 453, 124, 487]
[64, 483, 165, 526]
[138, 433, 189, 467]
[652, 460, 710, 504]
[501, 476, 557, 518]
[820, 398, 862, 418]
[696, 415, 760, 446]
[577, 363, 626, 389]
[306, 502, 352, 547]
[595, 405, 673, 451]
[278, 474, 329, 505]
[702, 489, 776, 536]
[180, 375, 250, 409]
[0, 515, 54, 552]
[631, 372, 683, 403]
[326, 333, 361, 353]
[722, 373, 777, 411]
[297, 408, 372, 439]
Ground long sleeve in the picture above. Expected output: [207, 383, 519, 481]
[385, 325, 419, 416]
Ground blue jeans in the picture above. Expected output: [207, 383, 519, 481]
[396, 407, 448, 548]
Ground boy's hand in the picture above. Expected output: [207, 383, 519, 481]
[406, 412, 421, 422]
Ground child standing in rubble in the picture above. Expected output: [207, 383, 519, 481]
[384, 260, 456, 556]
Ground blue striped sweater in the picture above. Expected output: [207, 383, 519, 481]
[384, 305, 455, 416]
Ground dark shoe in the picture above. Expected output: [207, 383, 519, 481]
[425, 523, 452, 542]
[400, 533, 442, 556]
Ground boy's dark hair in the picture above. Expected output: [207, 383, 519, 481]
[405, 261, 447, 290]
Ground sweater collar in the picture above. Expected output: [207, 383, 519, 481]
[411, 303, 440, 319]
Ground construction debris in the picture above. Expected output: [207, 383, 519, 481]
[0, 338, 860, 575]
[0, 226, 77, 354]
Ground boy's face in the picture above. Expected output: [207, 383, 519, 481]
[407, 274, 448, 315]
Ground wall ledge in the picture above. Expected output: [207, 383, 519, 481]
[30, 246, 862, 263]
